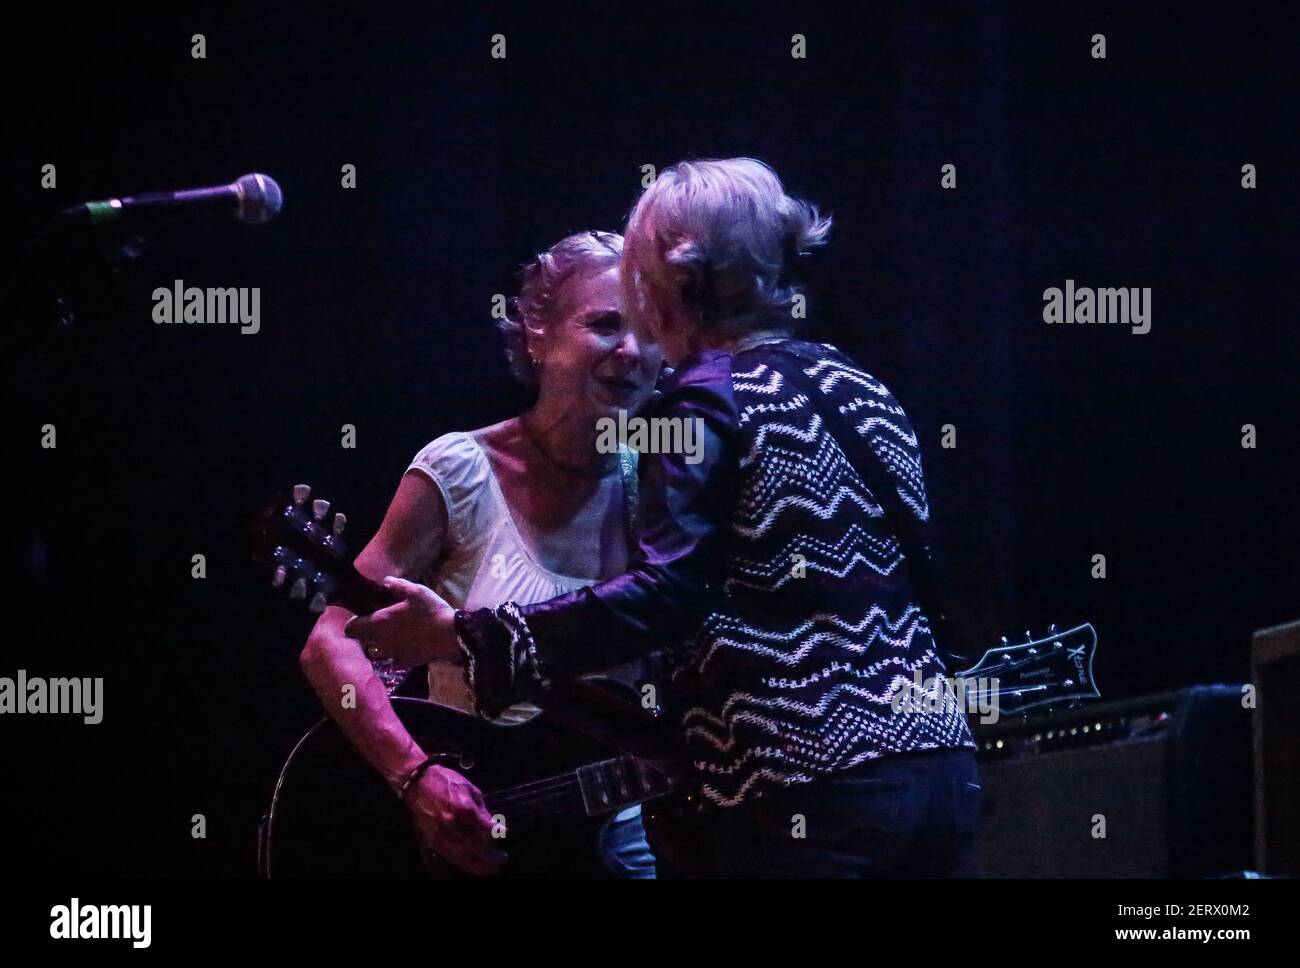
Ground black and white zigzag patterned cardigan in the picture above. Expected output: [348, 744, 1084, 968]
[456, 339, 975, 807]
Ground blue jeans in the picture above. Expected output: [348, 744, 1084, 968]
[598, 805, 657, 879]
[661, 749, 981, 878]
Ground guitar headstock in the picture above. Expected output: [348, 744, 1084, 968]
[251, 484, 357, 614]
[956, 622, 1100, 717]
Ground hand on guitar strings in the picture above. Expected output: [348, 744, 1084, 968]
[343, 577, 462, 667]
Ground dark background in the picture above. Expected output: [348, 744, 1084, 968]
[3, 3, 1296, 875]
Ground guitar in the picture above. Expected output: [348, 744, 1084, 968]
[254, 484, 683, 878]
[259, 693, 678, 878]
[254, 483, 1101, 877]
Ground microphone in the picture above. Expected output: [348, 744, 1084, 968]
[59, 173, 284, 227]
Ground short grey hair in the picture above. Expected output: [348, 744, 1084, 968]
[621, 157, 831, 333]
[498, 230, 624, 392]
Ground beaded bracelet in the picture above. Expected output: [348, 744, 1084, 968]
[397, 756, 444, 802]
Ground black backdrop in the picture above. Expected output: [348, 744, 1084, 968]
[4, 3, 1296, 875]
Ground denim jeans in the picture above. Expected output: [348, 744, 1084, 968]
[598, 805, 657, 879]
[660, 748, 981, 878]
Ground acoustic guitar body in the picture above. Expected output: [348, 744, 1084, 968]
[262, 697, 623, 878]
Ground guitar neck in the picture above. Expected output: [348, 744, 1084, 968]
[484, 755, 677, 830]
[333, 567, 398, 616]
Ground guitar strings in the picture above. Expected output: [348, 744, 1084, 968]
[490, 777, 646, 813]
[486, 772, 583, 798]
[480, 760, 662, 814]
[489, 792, 578, 812]
[484, 768, 622, 807]
[490, 781, 647, 815]
[486, 791, 583, 821]
[488, 769, 651, 809]
[484, 760, 633, 799]
[488, 784, 580, 811]
[488, 779, 579, 806]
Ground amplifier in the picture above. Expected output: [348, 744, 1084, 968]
[1251, 620, 1300, 876]
[972, 684, 1253, 878]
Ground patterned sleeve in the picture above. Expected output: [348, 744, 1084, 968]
[453, 602, 549, 720]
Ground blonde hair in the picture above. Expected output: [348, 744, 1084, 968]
[498, 230, 623, 391]
[621, 158, 831, 333]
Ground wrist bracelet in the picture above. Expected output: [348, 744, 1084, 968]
[397, 756, 443, 802]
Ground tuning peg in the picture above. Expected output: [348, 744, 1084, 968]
[312, 498, 330, 521]
[1049, 623, 1058, 635]
[1024, 630, 1032, 642]
[293, 484, 311, 506]
[271, 565, 287, 587]
[1000, 636, 1009, 646]
[289, 577, 308, 600]
[308, 592, 328, 614]
[332, 512, 347, 537]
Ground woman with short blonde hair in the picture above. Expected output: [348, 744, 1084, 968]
[302, 230, 662, 877]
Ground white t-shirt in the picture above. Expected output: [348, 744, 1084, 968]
[405, 430, 636, 716]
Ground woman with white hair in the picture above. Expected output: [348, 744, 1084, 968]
[301, 230, 662, 877]
[351, 160, 981, 877]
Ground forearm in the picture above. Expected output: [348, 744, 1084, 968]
[300, 606, 426, 794]
[454, 570, 704, 721]
[526, 564, 706, 672]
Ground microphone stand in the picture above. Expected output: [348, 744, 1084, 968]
[4, 211, 157, 603]
[1, 212, 153, 352]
